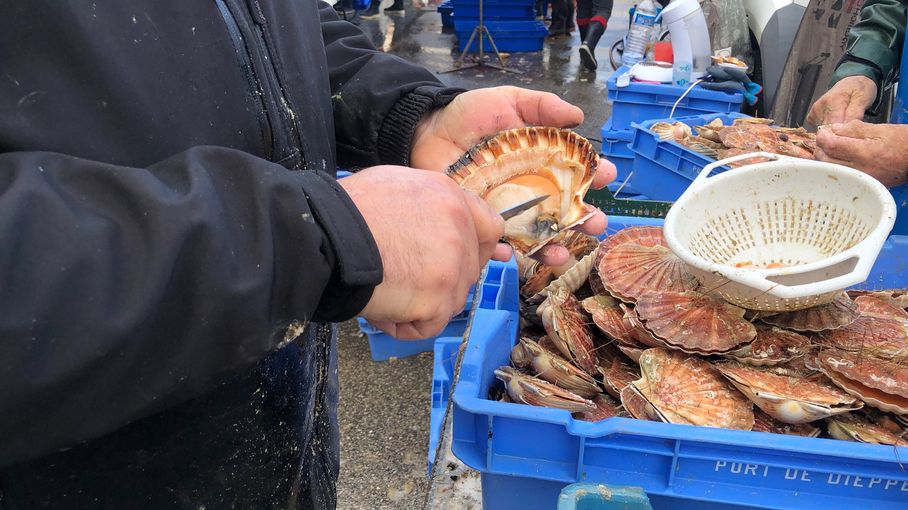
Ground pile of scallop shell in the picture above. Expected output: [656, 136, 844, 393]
[651, 117, 817, 167]
[492, 226, 908, 445]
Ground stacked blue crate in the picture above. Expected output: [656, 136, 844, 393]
[452, 0, 546, 53]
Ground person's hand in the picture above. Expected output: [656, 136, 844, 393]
[410, 86, 617, 266]
[806, 75, 878, 129]
[340, 165, 511, 339]
[816, 120, 908, 187]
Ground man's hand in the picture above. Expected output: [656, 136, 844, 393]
[816, 120, 908, 187]
[340, 166, 510, 340]
[410, 86, 617, 266]
[806, 75, 878, 129]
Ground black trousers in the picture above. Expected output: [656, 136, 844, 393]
[577, 0, 613, 27]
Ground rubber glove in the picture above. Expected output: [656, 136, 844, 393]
[700, 65, 762, 106]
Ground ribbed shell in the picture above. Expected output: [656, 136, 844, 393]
[725, 327, 811, 366]
[573, 394, 624, 422]
[598, 244, 698, 303]
[854, 294, 908, 321]
[818, 314, 908, 359]
[598, 354, 640, 400]
[716, 363, 861, 424]
[817, 350, 908, 415]
[529, 246, 599, 303]
[619, 385, 658, 421]
[513, 337, 601, 398]
[538, 286, 598, 375]
[633, 349, 754, 429]
[758, 293, 858, 332]
[447, 127, 597, 255]
[620, 303, 668, 349]
[495, 366, 597, 413]
[826, 414, 906, 445]
[597, 226, 666, 255]
[636, 291, 756, 354]
[581, 295, 636, 345]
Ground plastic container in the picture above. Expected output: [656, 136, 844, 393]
[627, 112, 748, 200]
[558, 483, 653, 510]
[606, 66, 744, 130]
[450, 4, 536, 19]
[438, 1, 454, 27]
[600, 119, 638, 194]
[659, 0, 711, 80]
[622, 0, 659, 66]
[451, 215, 908, 510]
[664, 152, 897, 312]
[358, 286, 474, 362]
[454, 20, 547, 53]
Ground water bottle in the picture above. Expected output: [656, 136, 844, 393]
[622, 0, 659, 67]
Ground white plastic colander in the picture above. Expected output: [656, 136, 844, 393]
[663, 152, 897, 312]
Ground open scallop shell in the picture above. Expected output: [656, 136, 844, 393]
[581, 294, 637, 345]
[716, 363, 862, 424]
[757, 293, 858, 332]
[752, 409, 821, 437]
[495, 366, 597, 413]
[725, 326, 811, 366]
[573, 394, 625, 422]
[538, 286, 598, 375]
[818, 314, 908, 359]
[619, 384, 659, 421]
[527, 237, 599, 302]
[447, 127, 597, 256]
[650, 121, 692, 142]
[816, 349, 908, 415]
[636, 291, 756, 355]
[633, 349, 754, 429]
[598, 244, 698, 303]
[511, 337, 602, 398]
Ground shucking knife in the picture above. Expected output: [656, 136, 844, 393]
[497, 195, 550, 221]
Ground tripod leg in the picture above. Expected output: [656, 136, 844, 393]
[481, 26, 508, 67]
[455, 27, 480, 67]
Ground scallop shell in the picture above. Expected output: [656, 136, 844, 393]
[733, 117, 775, 125]
[528, 238, 599, 302]
[757, 293, 858, 332]
[718, 125, 764, 149]
[495, 366, 597, 413]
[633, 348, 754, 429]
[538, 286, 598, 375]
[826, 413, 906, 445]
[512, 337, 602, 398]
[573, 394, 624, 422]
[752, 409, 821, 437]
[597, 226, 666, 254]
[818, 314, 908, 359]
[597, 352, 640, 399]
[725, 327, 811, 366]
[636, 291, 756, 355]
[598, 244, 699, 303]
[620, 303, 668, 349]
[854, 294, 908, 321]
[716, 363, 861, 424]
[447, 127, 597, 256]
[816, 349, 908, 415]
[848, 290, 908, 309]
[619, 384, 659, 421]
[581, 295, 637, 345]
[650, 121, 692, 142]
[618, 344, 646, 363]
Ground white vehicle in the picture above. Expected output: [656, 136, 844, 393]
[742, 0, 809, 113]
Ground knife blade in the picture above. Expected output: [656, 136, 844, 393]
[497, 195, 550, 221]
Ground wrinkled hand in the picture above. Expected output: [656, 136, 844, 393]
[816, 120, 908, 187]
[340, 166, 510, 339]
[410, 86, 617, 266]
[806, 75, 877, 129]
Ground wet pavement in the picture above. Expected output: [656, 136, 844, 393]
[336, 3, 632, 509]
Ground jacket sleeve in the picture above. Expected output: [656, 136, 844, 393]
[0, 146, 381, 468]
[830, 0, 907, 113]
[319, 3, 465, 168]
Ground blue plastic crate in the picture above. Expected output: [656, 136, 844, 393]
[427, 259, 519, 475]
[454, 20, 547, 53]
[452, 215, 908, 510]
[558, 483, 653, 510]
[438, 1, 454, 27]
[606, 66, 744, 131]
[601, 119, 638, 195]
[450, 4, 536, 19]
[627, 112, 748, 201]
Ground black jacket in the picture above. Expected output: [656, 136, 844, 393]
[0, 2, 460, 508]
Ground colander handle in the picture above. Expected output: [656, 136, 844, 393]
[690, 152, 799, 190]
[720, 251, 880, 300]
